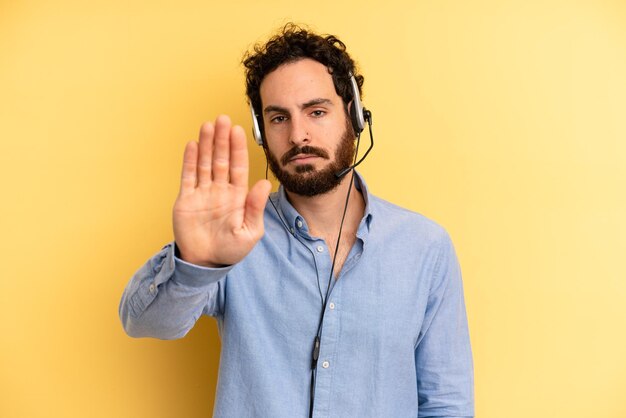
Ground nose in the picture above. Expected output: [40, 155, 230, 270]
[288, 115, 310, 146]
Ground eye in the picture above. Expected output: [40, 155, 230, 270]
[310, 110, 326, 117]
[270, 115, 288, 124]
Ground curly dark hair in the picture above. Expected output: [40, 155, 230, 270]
[242, 23, 364, 121]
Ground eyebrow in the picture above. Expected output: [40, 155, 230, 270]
[263, 98, 334, 114]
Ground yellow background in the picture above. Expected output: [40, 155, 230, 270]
[2, 0, 625, 416]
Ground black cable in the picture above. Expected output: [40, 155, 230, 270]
[309, 131, 362, 418]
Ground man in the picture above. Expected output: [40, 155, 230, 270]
[120, 24, 474, 418]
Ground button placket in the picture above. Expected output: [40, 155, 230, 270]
[311, 283, 342, 415]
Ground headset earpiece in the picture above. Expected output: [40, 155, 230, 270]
[348, 74, 365, 134]
[249, 102, 264, 146]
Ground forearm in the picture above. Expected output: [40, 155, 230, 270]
[119, 242, 231, 339]
[416, 234, 474, 417]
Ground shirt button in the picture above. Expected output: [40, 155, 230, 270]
[149, 283, 155, 293]
[322, 361, 330, 369]
[316, 245, 324, 253]
[329, 302, 335, 310]
[296, 220, 303, 228]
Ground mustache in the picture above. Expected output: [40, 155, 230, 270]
[280, 145, 330, 165]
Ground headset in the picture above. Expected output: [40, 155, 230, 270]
[249, 73, 367, 147]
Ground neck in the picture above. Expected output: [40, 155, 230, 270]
[285, 173, 365, 237]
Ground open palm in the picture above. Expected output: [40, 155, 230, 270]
[173, 115, 271, 267]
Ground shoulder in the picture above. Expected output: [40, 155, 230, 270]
[367, 194, 453, 249]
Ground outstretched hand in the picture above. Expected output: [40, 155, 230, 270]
[173, 115, 272, 267]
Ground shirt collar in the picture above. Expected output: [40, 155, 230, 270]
[272, 171, 374, 236]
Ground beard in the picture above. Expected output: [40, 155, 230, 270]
[266, 119, 355, 197]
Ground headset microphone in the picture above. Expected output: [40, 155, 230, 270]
[335, 109, 373, 178]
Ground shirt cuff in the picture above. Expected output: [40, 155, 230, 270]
[172, 247, 233, 288]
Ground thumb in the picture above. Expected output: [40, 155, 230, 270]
[244, 179, 272, 233]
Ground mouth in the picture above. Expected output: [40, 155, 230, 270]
[281, 146, 330, 166]
[288, 154, 321, 164]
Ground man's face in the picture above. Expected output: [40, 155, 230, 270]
[259, 58, 355, 197]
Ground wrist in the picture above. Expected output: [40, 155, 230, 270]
[174, 242, 224, 268]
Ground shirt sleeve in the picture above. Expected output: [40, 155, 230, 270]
[118, 242, 232, 339]
[415, 233, 474, 418]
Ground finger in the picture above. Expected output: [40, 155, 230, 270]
[197, 122, 214, 187]
[180, 141, 198, 194]
[244, 179, 272, 235]
[229, 125, 249, 188]
[212, 115, 231, 183]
